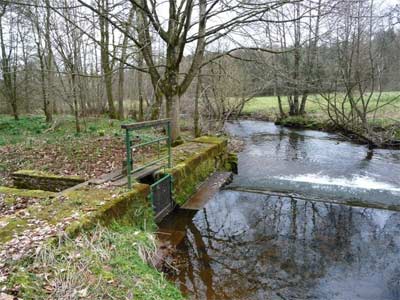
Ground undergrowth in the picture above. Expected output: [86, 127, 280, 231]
[0, 115, 138, 146]
[6, 224, 183, 300]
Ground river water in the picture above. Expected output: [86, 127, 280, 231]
[163, 121, 400, 300]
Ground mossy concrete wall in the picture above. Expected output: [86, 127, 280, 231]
[1, 136, 232, 249]
[165, 136, 231, 205]
[12, 170, 85, 192]
[65, 183, 155, 237]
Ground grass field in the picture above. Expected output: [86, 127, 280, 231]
[242, 92, 400, 126]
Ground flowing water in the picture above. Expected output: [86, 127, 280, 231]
[162, 121, 400, 300]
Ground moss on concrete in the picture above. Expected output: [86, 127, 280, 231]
[0, 186, 55, 199]
[164, 136, 230, 205]
[1, 135, 231, 300]
[12, 170, 85, 192]
[13, 170, 84, 181]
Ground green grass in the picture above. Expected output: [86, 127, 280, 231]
[6, 224, 184, 300]
[0, 115, 138, 146]
[242, 92, 400, 125]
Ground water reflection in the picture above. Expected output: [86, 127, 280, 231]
[167, 191, 400, 300]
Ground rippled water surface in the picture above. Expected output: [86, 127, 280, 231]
[225, 121, 400, 206]
[163, 121, 400, 299]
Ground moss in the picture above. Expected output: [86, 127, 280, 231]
[0, 184, 151, 247]
[345, 199, 387, 210]
[164, 138, 229, 205]
[171, 136, 184, 147]
[6, 266, 45, 299]
[193, 135, 227, 145]
[13, 169, 84, 181]
[4, 225, 183, 300]
[226, 152, 238, 174]
[0, 186, 55, 199]
[63, 184, 154, 238]
[276, 116, 327, 130]
[0, 217, 28, 244]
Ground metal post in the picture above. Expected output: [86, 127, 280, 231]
[125, 129, 132, 189]
[167, 122, 172, 168]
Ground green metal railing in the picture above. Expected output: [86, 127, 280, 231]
[121, 119, 172, 189]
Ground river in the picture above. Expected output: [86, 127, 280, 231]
[162, 120, 400, 300]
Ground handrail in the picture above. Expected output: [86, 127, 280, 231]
[121, 119, 172, 189]
[121, 118, 171, 130]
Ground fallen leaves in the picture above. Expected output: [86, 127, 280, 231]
[0, 193, 40, 216]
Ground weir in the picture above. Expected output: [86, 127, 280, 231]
[160, 120, 400, 300]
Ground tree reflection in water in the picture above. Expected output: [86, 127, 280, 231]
[167, 191, 400, 300]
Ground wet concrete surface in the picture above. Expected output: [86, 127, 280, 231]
[182, 172, 232, 210]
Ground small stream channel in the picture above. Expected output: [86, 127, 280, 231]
[160, 120, 400, 300]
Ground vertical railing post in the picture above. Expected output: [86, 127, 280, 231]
[125, 129, 132, 189]
[167, 121, 172, 168]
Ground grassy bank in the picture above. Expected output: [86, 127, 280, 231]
[242, 92, 400, 126]
[241, 93, 400, 144]
[5, 224, 183, 300]
[0, 115, 184, 299]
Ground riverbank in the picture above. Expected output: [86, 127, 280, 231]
[0, 116, 234, 299]
[240, 94, 400, 149]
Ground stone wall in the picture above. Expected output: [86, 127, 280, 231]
[12, 170, 85, 192]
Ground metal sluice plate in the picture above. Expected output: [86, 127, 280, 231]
[151, 175, 174, 222]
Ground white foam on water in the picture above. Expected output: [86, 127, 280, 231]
[276, 173, 400, 193]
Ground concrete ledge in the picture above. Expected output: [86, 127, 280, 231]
[12, 170, 85, 192]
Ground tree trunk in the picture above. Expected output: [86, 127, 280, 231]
[149, 88, 162, 120]
[45, 0, 54, 117]
[39, 50, 52, 122]
[137, 56, 146, 121]
[290, 1, 301, 116]
[277, 95, 285, 118]
[194, 71, 201, 137]
[300, 93, 308, 115]
[71, 72, 81, 133]
[99, 0, 117, 119]
[166, 93, 180, 141]
[117, 6, 134, 120]
[0, 9, 18, 120]
[117, 65, 125, 120]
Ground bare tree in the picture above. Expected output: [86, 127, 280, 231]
[99, 0, 117, 119]
[77, 0, 290, 141]
[0, 3, 19, 120]
[319, 0, 399, 146]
